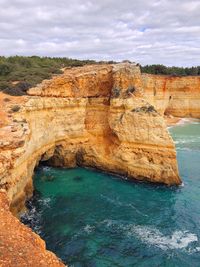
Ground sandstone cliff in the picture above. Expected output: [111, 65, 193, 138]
[142, 74, 200, 118]
[0, 63, 181, 266]
[1, 64, 181, 212]
[0, 192, 64, 267]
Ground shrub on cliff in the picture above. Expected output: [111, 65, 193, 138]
[111, 87, 121, 98]
[132, 105, 157, 114]
[0, 63, 13, 76]
[0, 56, 100, 96]
[141, 64, 200, 76]
[3, 82, 32, 96]
[10, 105, 21, 112]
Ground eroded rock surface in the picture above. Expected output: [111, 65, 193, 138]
[142, 74, 200, 117]
[0, 63, 183, 266]
[0, 192, 64, 267]
[0, 64, 181, 212]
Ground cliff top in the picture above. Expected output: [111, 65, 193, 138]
[28, 63, 141, 98]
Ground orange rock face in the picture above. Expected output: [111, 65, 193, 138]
[1, 64, 181, 209]
[0, 63, 183, 266]
[0, 192, 64, 267]
[142, 74, 200, 118]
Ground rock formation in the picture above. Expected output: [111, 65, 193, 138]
[142, 74, 200, 117]
[0, 63, 186, 266]
[0, 192, 64, 267]
[0, 64, 181, 212]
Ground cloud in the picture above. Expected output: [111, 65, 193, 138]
[0, 0, 200, 66]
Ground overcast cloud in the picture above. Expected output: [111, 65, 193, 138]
[0, 0, 200, 66]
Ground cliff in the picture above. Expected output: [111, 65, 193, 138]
[0, 192, 64, 267]
[142, 74, 200, 118]
[0, 63, 181, 266]
[1, 64, 181, 210]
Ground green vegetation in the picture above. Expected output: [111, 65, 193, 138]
[141, 64, 200, 76]
[0, 56, 100, 95]
[1, 56, 199, 96]
[10, 105, 21, 112]
[111, 87, 121, 98]
[131, 105, 157, 113]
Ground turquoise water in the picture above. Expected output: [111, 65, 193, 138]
[21, 121, 200, 267]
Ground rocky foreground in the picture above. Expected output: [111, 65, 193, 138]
[0, 63, 199, 266]
[0, 192, 64, 267]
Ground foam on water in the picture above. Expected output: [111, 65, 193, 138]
[21, 197, 51, 235]
[42, 166, 52, 172]
[21, 121, 200, 266]
[83, 224, 95, 234]
[176, 118, 200, 126]
[101, 219, 198, 251]
[128, 226, 198, 250]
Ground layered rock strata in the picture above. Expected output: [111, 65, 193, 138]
[142, 74, 200, 117]
[0, 63, 182, 266]
[0, 64, 181, 214]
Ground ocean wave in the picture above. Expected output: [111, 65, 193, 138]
[83, 224, 95, 234]
[174, 140, 188, 144]
[38, 197, 51, 208]
[175, 137, 200, 145]
[20, 197, 51, 235]
[21, 206, 42, 235]
[177, 118, 190, 125]
[72, 224, 95, 239]
[127, 226, 198, 250]
[179, 182, 185, 187]
[177, 118, 199, 126]
[168, 118, 200, 129]
[101, 220, 198, 251]
[176, 147, 193, 151]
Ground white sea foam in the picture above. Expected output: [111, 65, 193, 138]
[177, 118, 192, 126]
[21, 205, 42, 235]
[176, 118, 200, 127]
[175, 137, 200, 145]
[126, 226, 198, 250]
[38, 197, 51, 208]
[101, 220, 198, 251]
[176, 147, 192, 151]
[83, 224, 95, 234]
[167, 118, 200, 129]
[21, 198, 51, 235]
[42, 166, 52, 171]
[174, 139, 188, 144]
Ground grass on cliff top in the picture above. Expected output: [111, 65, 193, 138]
[141, 64, 200, 76]
[1, 56, 200, 96]
[0, 56, 116, 96]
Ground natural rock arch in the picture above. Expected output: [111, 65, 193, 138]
[0, 63, 181, 216]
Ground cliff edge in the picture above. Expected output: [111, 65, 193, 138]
[0, 63, 181, 266]
[142, 73, 200, 117]
[1, 63, 181, 211]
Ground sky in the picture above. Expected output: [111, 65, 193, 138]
[0, 0, 200, 66]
